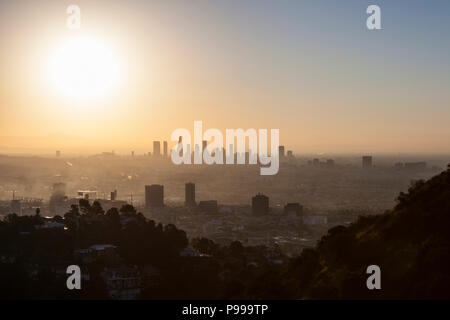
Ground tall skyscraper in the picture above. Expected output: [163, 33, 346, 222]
[279, 145, 285, 158]
[362, 156, 373, 169]
[153, 141, 161, 157]
[202, 140, 208, 157]
[252, 193, 269, 216]
[145, 185, 164, 208]
[185, 182, 196, 207]
[163, 141, 168, 157]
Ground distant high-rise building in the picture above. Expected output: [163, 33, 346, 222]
[198, 200, 218, 215]
[153, 141, 161, 157]
[111, 190, 117, 201]
[145, 185, 164, 208]
[131, 151, 135, 157]
[284, 203, 303, 217]
[279, 146, 285, 158]
[287, 150, 293, 158]
[362, 156, 373, 169]
[56, 150, 61, 157]
[185, 183, 196, 207]
[163, 141, 168, 157]
[202, 140, 208, 157]
[252, 193, 269, 216]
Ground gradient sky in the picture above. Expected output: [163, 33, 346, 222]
[0, 0, 449, 154]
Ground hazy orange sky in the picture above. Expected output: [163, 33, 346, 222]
[1, 0, 449, 155]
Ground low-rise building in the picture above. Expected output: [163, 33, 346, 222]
[198, 200, 218, 215]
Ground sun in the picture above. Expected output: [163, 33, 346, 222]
[48, 35, 122, 100]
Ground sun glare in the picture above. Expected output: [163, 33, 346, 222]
[49, 35, 121, 100]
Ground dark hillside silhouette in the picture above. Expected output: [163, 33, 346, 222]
[282, 164, 450, 299]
